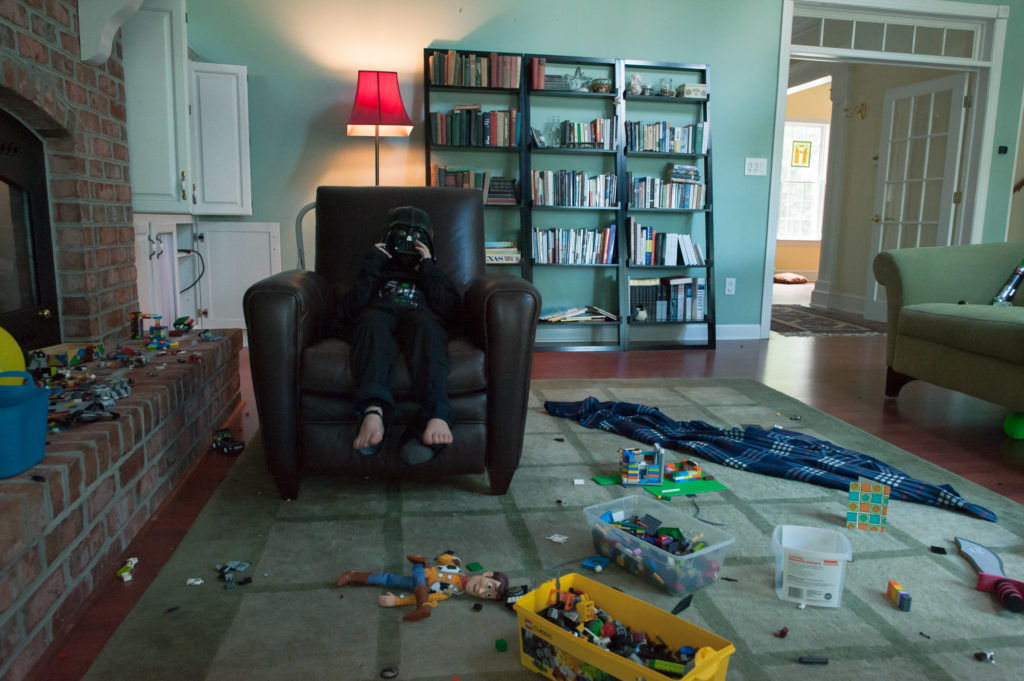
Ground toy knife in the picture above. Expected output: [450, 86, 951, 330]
[955, 537, 1024, 613]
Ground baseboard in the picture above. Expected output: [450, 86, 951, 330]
[810, 289, 864, 314]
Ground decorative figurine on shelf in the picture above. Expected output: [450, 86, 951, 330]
[626, 73, 644, 96]
[337, 553, 509, 622]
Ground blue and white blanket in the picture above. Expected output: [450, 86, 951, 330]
[544, 396, 996, 522]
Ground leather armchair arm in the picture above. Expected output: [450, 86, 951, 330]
[464, 274, 542, 490]
[243, 269, 335, 498]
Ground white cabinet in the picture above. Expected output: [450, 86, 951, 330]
[196, 222, 281, 329]
[122, 0, 190, 213]
[133, 213, 198, 321]
[189, 62, 251, 215]
[122, 0, 251, 215]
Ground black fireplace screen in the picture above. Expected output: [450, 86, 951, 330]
[0, 107, 59, 351]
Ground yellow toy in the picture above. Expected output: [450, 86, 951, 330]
[0, 326, 26, 386]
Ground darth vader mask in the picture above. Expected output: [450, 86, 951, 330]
[382, 206, 434, 271]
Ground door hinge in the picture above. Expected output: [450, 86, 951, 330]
[963, 95, 972, 108]
[953, 191, 963, 204]
[199, 308, 209, 318]
[196, 233, 205, 242]
[188, 104, 192, 116]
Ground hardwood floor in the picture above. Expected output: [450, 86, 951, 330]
[27, 335, 1024, 680]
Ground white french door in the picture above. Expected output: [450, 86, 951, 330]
[863, 73, 968, 321]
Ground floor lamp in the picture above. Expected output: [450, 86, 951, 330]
[346, 70, 414, 186]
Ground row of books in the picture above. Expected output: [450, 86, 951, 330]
[628, 217, 705, 266]
[530, 170, 618, 208]
[532, 224, 617, 265]
[625, 121, 710, 155]
[539, 305, 618, 322]
[627, 173, 706, 210]
[428, 168, 519, 206]
[547, 118, 616, 150]
[485, 241, 521, 264]
[429, 106, 519, 147]
[629, 277, 706, 322]
[427, 50, 522, 89]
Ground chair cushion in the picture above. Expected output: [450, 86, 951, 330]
[899, 303, 1024, 365]
[300, 337, 486, 396]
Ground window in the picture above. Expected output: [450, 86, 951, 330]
[778, 121, 830, 240]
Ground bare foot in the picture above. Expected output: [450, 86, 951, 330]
[353, 409, 385, 451]
[422, 417, 452, 446]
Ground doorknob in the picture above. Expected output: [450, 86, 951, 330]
[37, 308, 52, 319]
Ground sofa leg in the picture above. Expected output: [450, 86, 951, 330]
[274, 474, 300, 500]
[487, 469, 516, 495]
[885, 367, 914, 398]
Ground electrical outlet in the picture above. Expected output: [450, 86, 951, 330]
[725, 277, 736, 295]
[744, 157, 767, 176]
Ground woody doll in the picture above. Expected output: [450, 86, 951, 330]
[336, 553, 508, 622]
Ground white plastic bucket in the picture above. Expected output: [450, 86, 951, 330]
[772, 524, 853, 608]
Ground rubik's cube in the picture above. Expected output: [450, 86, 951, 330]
[847, 477, 890, 532]
[887, 580, 912, 611]
[619, 447, 664, 486]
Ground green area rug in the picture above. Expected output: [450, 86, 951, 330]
[771, 304, 887, 336]
[85, 379, 1024, 681]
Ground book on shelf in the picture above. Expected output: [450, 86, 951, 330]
[539, 305, 617, 322]
[531, 224, 616, 265]
[627, 172, 705, 209]
[627, 276, 705, 323]
[556, 118, 616, 150]
[485, 176, 518, 205]
[428, 50, 520, 88]
[429, 107, 518, 147]
[430, 164, 488, 190]
[485, 250, 521, 264]
[530, 170, 618, 208]
[531, 57, 546, 90]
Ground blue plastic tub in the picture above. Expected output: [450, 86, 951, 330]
[0, 371, 48, 478]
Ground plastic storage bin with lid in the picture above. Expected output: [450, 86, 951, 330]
[772, 524, 853, 608]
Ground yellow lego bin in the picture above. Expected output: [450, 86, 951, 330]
[514, 573, 735, 681]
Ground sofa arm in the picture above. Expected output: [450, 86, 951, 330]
[243, 269, 335, 498]
[464, 274, 542, 491]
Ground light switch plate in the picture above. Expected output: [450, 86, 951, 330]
[744, 157, 768, 176]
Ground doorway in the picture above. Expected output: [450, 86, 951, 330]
[763, 0, 1010, 337]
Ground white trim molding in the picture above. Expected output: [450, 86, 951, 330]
[79, 0, 144, 65]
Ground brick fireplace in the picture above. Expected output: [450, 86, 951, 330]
[1, 0, 135, 347]
[0, 4, 244, 681]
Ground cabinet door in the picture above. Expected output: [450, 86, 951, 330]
[195, 222, 281, 329]
[122, 0, 191, 213]
[189, 62, 252, 215]
[133, 212, 194, 321]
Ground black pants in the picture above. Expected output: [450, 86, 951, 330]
[350, 303, 451, 430]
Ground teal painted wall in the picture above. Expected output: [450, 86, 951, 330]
[184, 0, 1023, 329]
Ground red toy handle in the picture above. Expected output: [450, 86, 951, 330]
[976, 573, 1024, 613]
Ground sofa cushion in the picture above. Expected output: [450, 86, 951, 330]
[899, 303, 1024, 365]
[300, 337, 486, 396]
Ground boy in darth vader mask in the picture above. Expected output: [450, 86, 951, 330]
[338, 206, 461, 465]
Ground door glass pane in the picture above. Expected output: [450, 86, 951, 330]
[931, 90, 951, 133]
[922, 180, 943, 221]
[0, 180, 35, 314]
[822, 19, 853, 48]
[944, 29, 974, 58]
[887, 140, 907, 181]
[902, 180, 923, 221]
[885, 24, 914, 53]
[926, 138, 946, 178]
[919, 223, 939, 247]
[892, 98, 911, 138]
[792, 16, 822, 46]
[907, 138, 927, 180]
[881, 222, 900, 251]
[914, 27, 943, 56]
[898, 223, 920, 248]
[911, 94, 931, 136]
[854, 21, 884, 51]
[884, 183, 902, 221]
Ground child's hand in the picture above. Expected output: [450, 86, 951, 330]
[374, 242, 392, 258]
[413, 239, 431, 261]
[379, 592, 398, 607]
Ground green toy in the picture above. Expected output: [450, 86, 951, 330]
[1003, 412, 1024, 439]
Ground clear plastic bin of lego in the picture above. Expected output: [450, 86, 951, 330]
[583, 495, 735, 595]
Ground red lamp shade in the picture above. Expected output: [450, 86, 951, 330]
[346, 71, 413, 137]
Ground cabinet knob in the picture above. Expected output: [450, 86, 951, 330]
[37, 308, 52, 319]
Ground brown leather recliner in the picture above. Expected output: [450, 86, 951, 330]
[243, 186, 541, 499]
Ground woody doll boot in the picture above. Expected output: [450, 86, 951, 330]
[336, 571, 373, 587]
[402, 583, 433, 622]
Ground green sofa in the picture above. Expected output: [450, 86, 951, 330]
[872, 241, 1024, 410]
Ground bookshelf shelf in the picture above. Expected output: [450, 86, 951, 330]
[424, 48, 715, 351]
